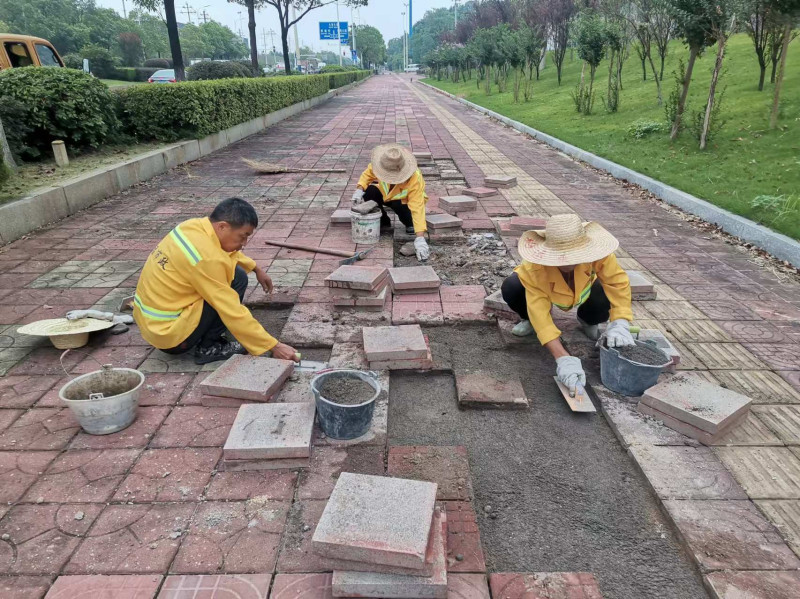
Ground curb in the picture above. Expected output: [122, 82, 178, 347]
[419, 81, 800, 269]
[0, 77, 369, 246]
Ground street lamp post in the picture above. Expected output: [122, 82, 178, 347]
[401, 10, 406, 70]
[453, 0, 459, 27]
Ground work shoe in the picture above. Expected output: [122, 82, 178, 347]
[380, 214, 393, 232]
[511, 319, 534, 337]
[578, 316, 600, 341]
[194, 340, 247, 365]
[405, 225, 415, 235]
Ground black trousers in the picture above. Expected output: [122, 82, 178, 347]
[363, 184, 414, 229]
[163, 266, 249, 354]
[500, 273, 611, 327]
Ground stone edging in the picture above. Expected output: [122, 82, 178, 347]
[0, 77, 369, 245]
[419, 81, 800, 269]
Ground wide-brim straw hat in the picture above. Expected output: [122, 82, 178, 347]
[518, 214, 619, 266]
[371, 144, 417, 184]
[17, 318, 114, 350]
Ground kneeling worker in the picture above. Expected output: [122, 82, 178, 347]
[134, 198, 298, 365]
[501, 214, 636, 397]
[352, 144, 430, 261]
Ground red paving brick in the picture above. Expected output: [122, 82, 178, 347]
[489, 572, 603, 599]
[45, 575, 162, 598]
[113, 448, 221, 502]
[0, 408, 80, 450]
[205, 470, 298, 502]
[0, 576, 53, 599]
[0, 450, 59, 504]
[443, 502, 486, 573]
[159, 574, 271, 598]
[138, 373, 193, 406]
[271, 573, 333, 599]
[69, 407, 170, 450]
[298, 446, 385, 500]
[0, 375, 63, 409]
[150, 407, 238, 448]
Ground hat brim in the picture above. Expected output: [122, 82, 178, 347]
[517, 222, 619, 266]
[370, 144, 418, 184]
[18, 317, 114, 337]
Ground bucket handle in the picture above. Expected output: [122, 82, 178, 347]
[59, 349, 114, 380]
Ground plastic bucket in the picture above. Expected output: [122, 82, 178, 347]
[59, 366, 144, 435]
[599, 340, 671, 397]
[351, 210, 381, 245]
[311, 369, 380, 440]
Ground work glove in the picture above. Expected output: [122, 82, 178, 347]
[606, 319, 636, 348]
[66, 309, 134, 325]
[556, 356, 586, 398]
[351, 188, 365, 205]
[414, 236, 430, 261]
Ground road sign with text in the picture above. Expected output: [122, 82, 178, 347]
[320, 22, 348, 42]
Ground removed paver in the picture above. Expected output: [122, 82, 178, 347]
[389, 267, 440, 292]
[312, 473, 437, 570]
[223, 403, 316, 460]
[482, 290, 518, 320]
[456, 372, 528, 410]
[627, 270, 657, 301]
[484, 176, 517, 188]
[363, 325, 429, 361]
[459, 188, 497, 199]
[489, 572, 603, 599]
[330, 209, 353, 224]
[326, 266, 389, 291]
[504, 217, 547, 234]
[200, 355, 294, 401]
[439, 197, 477, 215]
[426, 214, 463, 231]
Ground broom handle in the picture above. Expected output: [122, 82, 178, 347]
[263, 240, 353, 258]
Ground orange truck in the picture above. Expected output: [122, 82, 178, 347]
[0, 34, 64, 70]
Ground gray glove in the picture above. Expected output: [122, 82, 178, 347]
[414, 236, 430, 261]
[606, 319, 635, 348]
[66, 309, 134, 325]
[351, 188, 365, 205]
[556, 356, 586, 397]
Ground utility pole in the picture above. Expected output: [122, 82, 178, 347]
[351, 5, 357, 65]
[335, 0, 343, 66]
[453, 0, 458, 28]
[291, 5, 300, 72]
[201, 9, 209, 24]
[401, 9, 407, 70]
[121, 0, 127, 19]
[182, 2, 194, 25]
[408, 0, 412, 64]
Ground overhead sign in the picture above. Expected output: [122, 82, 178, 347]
[320, 21, 348, 42]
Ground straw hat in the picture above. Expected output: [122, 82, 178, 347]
[517, 214, 619, 266]
[17, 318, 114, 350]
[370, 144, 417, 184]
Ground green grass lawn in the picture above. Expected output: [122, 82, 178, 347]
[425, 34, 800, 240]
[101, 79, 144, 88]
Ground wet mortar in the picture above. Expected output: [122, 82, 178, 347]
[318, 376, 375, 405]
[388, 325, 708, 599]
[615, 342, 670, 366]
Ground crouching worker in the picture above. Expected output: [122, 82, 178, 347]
[501, 214, 636, 397]
[352, 144, 430, 261]
[134, 198, 299, 365]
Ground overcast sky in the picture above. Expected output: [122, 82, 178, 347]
[96, 0, 455, 54]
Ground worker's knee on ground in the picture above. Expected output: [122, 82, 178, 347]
[232, 266, 248, 298]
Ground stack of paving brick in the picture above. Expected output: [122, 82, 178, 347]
[637, 373, 752, 445]
[312, 473, 448, 599]
[389, 266, 440, 296]
[498, 216, 547, 237]
[483, 289, 519, 321]
[363, 324, 433, 370]
[426, 213, 463, 235]
[199, 354, 295, 407]
[627, 270, 658, 300]
[325, 265, 390, 311]
[484, 175, 517, 189]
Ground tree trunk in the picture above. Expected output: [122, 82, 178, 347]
[641, 57, 647, 80]
[646, 51, 662, 105]
[771, 57, 778, 83]
[659, 53, 666, 81]
[607, 49, 615, 108]
[0, 115, 16, 172]
[670, 46, 698, 141]
[247, 0, 259, 73]
[164, 0, 185, 81]
[758, 62, 766, 91]
[700, 28, 728, 150]
[770, 23, 792, 130]
[281, 25, 292, 74]
[586, 66, 595, 115]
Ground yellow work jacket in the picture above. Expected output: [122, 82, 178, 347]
[514, 253, 633, 345]
[357, 163, 429, 233]
[133, 217, 278, 355]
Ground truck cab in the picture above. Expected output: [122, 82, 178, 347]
[0, 34, 64, 70]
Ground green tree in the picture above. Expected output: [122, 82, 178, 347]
[354, 25, 384, 68]
[179, 23, 208, 60]
[130, 10, 169, 60]
[118, 32, 143, 66]
[387, 37, 404, 71]
[229, 0, 264, 73]
[200, 21, 248, 60]
[410, 7, 456, 64]
[133, 0, 186, 80]
[574, 13, 608, 114]
[768, 0, 800, 128]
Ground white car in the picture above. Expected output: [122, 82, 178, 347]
[404, 64, 419, 73]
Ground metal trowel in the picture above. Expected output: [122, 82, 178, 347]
[294, 353, 328, 373]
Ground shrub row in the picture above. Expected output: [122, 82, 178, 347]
[114, 67, 161, 82]
[116, 70, 369, 141]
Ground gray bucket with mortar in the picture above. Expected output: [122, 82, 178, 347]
[59, 365, 144, 435]
[599, 340, 671, 397]
[311, 369, 380, 440]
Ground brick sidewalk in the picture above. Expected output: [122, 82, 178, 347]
[0, 74, 798, 597]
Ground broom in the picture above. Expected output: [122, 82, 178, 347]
[243, 158, 346, 174]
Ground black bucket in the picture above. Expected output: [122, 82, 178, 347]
[310, 369, 380, 440]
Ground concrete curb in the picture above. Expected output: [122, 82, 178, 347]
[0, 77, 369, 246]
[419, 81, 800, 269]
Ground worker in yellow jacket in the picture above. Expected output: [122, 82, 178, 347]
[500, 214, 635, 397]
[134, 198, 298, 365]
[353, 144, 430, 261]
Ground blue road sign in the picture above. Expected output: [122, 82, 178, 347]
[320, 21, 348, 42]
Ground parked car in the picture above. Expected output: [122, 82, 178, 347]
[0, 34, 63, 70]
[148, 69, 176, 83]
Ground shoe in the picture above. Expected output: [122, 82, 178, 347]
[511, 320, 534, 337]
[577, 316, 600, 341]
[405, 226, 415, 235]
[194, 340, 247, 365]
[380, 214, 393, 231]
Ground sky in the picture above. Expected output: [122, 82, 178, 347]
[96, 0, 455, 55]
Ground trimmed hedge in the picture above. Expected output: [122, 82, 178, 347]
[144, 58, 171, 68]
[116, 70, 369, 141]
[187, 61, 254, 81]
[114, 67, 160, 82]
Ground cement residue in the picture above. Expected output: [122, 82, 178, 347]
[318, 376, 376, 405]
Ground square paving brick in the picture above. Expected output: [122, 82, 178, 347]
[138, 373, 193, 406]
[363, 325, 428, 361]
[751, 405, 800, 444]
[388, 446, 472, 501]
[644, 301, 706, 320]
[426, 214, 463, 230]
[325, 266, 388, 291]
[744, 343, 800, 371]
[637, 402, 727, 445]
[312, 472, 437, 569]
[461, 188, 497, 199]
[69, 407, 170, 450]
[0, 504, 102, 575]
[221, 456, 309, 471]
[224, 403, 316, 460]
[439, 196, 477, 215]
[392, 301, 444, 326]
[440, 286, 486, 304]
[715, 447, 800, 499]
[200, 355, 295, 401]
[641, 373, 752, 435]
[45, 575, 162, 599]
[331, 509, 447, 599]
[710, 413, 783, 446]
[0, 375, 62, 409]
[298, 446, 385, 500]
[159, 574, 271, 598]
[443, 502, 486, 574]
[484, 176, 517, 187]
[0, 450, 59, 504]
[662, 500, 800, 571]
[505, 217, 547, 234]
[151, 407, 238, 448]
[65, 503, 194, 574]
[755, 500, 800, 558]
[330, 209, 353, 224]
[389, 267, 441, 291]
[0, 408, 80, 450]
[0, 576, 52, 599]
[456, 371, 528, 410]
[171, 501, 288, 574]
[271, 573, 333, 599]
[626, 270, 655, 299]
[206, 469, 298, 501]
[113, 448, 221, 502]
[704, 570, 800, 599]
[662, 320, 732, 344]
[447, 574, 490, 599]
[489, 572, 603, 599]
[687, 342, 766, 370]
[710, 370, 800, 405]
[24, 449, 141, 503]
[628, 445, 747, 500]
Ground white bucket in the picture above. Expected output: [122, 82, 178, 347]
[351, 210, 381, 245]
[59, 366, 143, 435]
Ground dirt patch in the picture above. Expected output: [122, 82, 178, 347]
[318, 375, 376, 405]
[615, 342, 670, 366]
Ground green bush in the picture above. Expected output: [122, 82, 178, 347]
[187, 61, 254, 81]
[62, 53, 84, 70]
[113, 67, 159, 82]
[0, 67, 119, 159]
[81, 44, 119, 79]
[0, 96, 33, 158]
[116, 71, 369, 141]
[627, 120, 663, 139]
[319, 65, 359, 73]
[144, 58, 171, 69]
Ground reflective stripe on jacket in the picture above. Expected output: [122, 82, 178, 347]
[357, 163, 428, 233]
